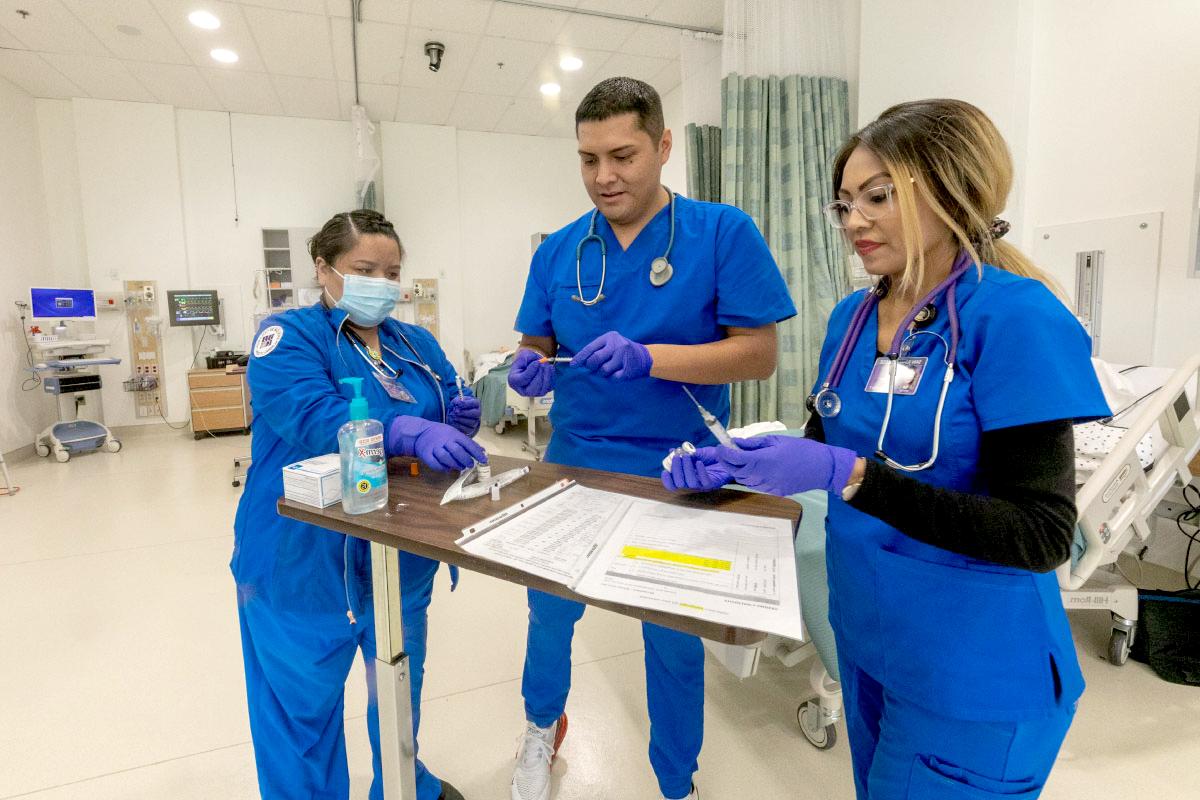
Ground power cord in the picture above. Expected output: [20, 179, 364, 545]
[1178, 483, 1200, 590]
[14, 301, 41, 391]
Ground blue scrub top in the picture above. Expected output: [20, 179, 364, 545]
[817, 265, 1110, 721]
[232, 303, 464, 616]
[515, 195, 796, 476]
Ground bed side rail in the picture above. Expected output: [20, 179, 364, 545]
[1058, 353, 1200, 591]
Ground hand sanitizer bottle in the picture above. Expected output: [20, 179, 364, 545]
[337, 377, 388, 514]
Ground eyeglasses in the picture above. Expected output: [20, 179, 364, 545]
[823, 183, 897, 229]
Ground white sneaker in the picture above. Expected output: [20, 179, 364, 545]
[664, 785, 698, 800]
[510, 713, 568, 800]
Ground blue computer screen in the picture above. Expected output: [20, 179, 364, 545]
[30, 287, 97, 319]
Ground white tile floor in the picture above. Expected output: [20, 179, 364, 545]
[2, 423, 1198, 799]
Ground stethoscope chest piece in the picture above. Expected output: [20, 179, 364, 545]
[649, 257, 673, 287]
[813, 388, 842, 418]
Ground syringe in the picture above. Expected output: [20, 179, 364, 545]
[681, 386, 739, 449]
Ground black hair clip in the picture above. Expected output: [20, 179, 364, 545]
[988, 218, 1010, 241]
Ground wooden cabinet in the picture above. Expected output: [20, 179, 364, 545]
[188, 369, 251, 439]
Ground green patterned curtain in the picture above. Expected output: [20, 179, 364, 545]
[685, 123, 722, 201]
[722, 74, 850, 427]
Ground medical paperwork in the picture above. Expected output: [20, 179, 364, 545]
[456, 483, 804, 640]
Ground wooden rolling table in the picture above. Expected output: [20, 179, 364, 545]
[279, 454, 802, 800]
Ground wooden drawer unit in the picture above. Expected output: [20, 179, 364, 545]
[188, 369, 251, 438]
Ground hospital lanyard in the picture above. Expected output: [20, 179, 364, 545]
[574, 187, 676, 306]
[341, 324, 447, 423]
[810, 252, 970, 472]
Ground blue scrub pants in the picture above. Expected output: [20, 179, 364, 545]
[839, 657, 1075, 799]
[522, 588, 704, 799]
[237, 553, 443, 800]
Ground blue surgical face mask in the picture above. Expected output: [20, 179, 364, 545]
[328, 272, 402, 327]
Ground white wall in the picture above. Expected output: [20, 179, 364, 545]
[661, 83, 688, 197]
[0, 77, 55, 455]
[857, 0, 1033, 238]
[28, 97, 590, 433]
[177, 110, 358, 356]
[857, 0, 1200, 369]
[458, 130, 587, 358]
[379, 123, 465, 365]
[1021, 0, 1200, 368]
[35, 100, 88, 288]
[70, 99, 194, 428]
[381, 123, 587, 368]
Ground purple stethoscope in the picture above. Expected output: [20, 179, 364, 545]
[807, 251, 972, 472]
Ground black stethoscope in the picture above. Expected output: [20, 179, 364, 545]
[573, 187, 676, 306]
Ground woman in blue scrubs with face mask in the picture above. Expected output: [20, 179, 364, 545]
[233, 210, 485, 800]
[664, 99, 1110, 798]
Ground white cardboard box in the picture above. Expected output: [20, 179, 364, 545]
[282, 453, 342, 508]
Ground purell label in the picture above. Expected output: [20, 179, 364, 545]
[357, 446, 384, 458]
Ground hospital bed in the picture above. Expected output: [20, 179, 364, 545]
[1061, 354, 1200, 664]
[469, 349, 553, 459]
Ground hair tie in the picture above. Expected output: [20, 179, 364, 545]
[988, 218, 1010, 241]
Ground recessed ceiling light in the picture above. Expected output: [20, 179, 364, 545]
[540, 82, 561, 97]
[210, 48, 239, 64]
[188, 10, 220, 30]
[559, 55, 583, 72]
[116, 24, 142, 36]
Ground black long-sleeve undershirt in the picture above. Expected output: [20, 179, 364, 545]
[804, 414, 1078, 573]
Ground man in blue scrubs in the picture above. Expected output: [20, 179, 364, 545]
[507, 77, 797, 800]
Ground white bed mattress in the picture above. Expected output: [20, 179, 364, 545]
[1074, 361, 1179, 484]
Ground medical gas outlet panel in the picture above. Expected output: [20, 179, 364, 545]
[124, 280, 166, 418]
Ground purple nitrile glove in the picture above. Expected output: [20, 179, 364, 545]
[447, 394, 482, 436]
[661, 446, 732, 492]
[570, 331, 653, 381]
[507, 348, 555, 397]
[717, 436, 858, 497]
[386, 416, 488, 471]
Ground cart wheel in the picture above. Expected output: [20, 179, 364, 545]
[1107, 629, 1131, 666]
[797, 701, 837, 750]
[36, 443, 50, 458]
[54, 449, 70, 463]
[104, 439, 122, 453]
[494, 423, 505, 434]
[232, 479, 241, 487]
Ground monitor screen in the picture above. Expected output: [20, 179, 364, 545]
[30, 287, 97, 320]
[167, 290, 220, 327]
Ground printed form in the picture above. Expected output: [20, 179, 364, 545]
[457, 484, 803, 640]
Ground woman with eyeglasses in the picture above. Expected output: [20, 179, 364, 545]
[662, 99, 1110, 798]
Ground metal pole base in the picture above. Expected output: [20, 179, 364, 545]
[375, 652, 417, 799]
[371, 541, 419, 799]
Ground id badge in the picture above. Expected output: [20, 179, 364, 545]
[375, 372, 417, 403]
[865, 356, 927, 395]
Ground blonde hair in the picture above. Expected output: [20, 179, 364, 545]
[833, 99, 1063, 299]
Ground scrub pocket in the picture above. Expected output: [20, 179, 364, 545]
[875, 548, 1060, 720]
[908, 756, 1040, 798]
